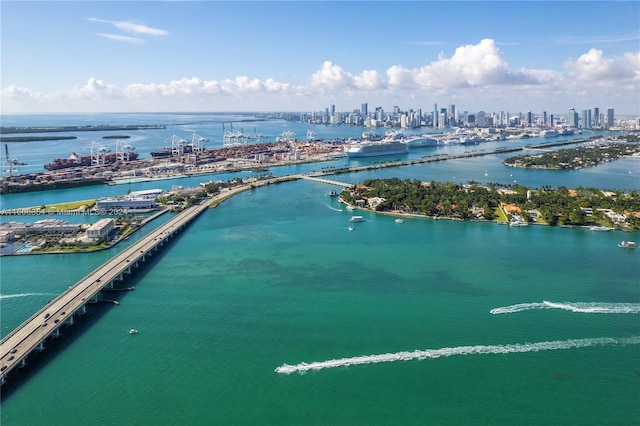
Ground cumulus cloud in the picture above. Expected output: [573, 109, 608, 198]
[310, 61, 385, 93]
[1, 84, 40, 100]
[310, 61, 354, 89]
[408, 39, 539, 88]
[565, 48, 638, 81]
[2, 39, 638, 113]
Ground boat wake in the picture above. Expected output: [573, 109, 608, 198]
[275, 335, 640, 374]
[490, 301, 640, 315]
[0, 292, 54, 300]
[321, 202, 343, 212]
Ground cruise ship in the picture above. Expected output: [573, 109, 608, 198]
[344, 140, 409, 158]
[402, 135, 439, 149]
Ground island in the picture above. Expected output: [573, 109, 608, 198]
[339, 178, 640, 230]
[504, 136, 640, 170]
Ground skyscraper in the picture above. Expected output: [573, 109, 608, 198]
[567, 108, 578, 128]
[581, 110, 592, 129]
[361, 103, 368, 116]
[433, 104, 438, 128]
[607, 108, 614, 128]
[593, 107, 600, 127]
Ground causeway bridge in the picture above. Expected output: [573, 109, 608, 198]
[298, 175, 354, 188]
[0, 187, 250, 385]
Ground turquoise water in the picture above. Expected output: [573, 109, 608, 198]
[1, 114, 639, 424]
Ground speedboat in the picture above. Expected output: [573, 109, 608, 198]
[129, 329, 138, 334]
[618, 241, 636, 249]
[348, 226, 354, 232]
[395, 219, 404, 224]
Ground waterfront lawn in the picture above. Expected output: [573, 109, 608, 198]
[37, 199, 96, 212]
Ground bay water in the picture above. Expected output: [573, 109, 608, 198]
[1, 114, 638, 425]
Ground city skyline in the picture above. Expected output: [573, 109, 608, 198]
[1, 1, 639, 114]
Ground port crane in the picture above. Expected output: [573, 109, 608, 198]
[89, 141, 110, 166]
[115, 139, 136, 162]
[3, 144, 26, 176]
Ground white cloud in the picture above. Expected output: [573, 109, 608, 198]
[87, 18, 169, 36]
[110, 21, 169, 36]
[2, 40, 638, 113]
[310, 61, 354, 90]
[98, 33, 145, 45]
[564, 48, 638, 82]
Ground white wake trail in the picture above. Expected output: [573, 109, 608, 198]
[275, 336, 640, 374]
[0, 292, 54, 300]
[490, 301, 640, 315]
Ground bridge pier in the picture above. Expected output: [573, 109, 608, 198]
[36, 341, 45, 352]
[65, 315, 75, 326]
[52, 328, 61, 338]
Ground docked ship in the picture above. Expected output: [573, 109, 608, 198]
[540, 129, 559, 138]
[44, 151, 140, 171]
[344, 140, 408, 158]
[150, 145, 194, 158]
[402, 135, 439, 149]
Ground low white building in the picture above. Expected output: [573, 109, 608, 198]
[86, 218, 115, 239]
[96, 189, 162, 211]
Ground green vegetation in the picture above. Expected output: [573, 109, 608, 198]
[341, 178, 640, 230]
[504, 142, 640, 170]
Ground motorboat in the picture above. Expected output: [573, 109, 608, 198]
[618, 241, 636, 249]
[129, 329, 138, 334]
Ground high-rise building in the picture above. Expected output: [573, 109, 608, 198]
[607, 108, 614, 128]
[581, 110, 592, 129]
[593, 107, 600, 127]
[526, 111, 533, 127]
[433, 104, 438, 127]
[542, 111, 548, 127]
[567, 108, 578, 128]
[361, 103, 368, 116]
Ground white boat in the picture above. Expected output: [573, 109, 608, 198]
[618, 241, 636, 248]
[346, 205, 355, 211]
[349, 216, 364, 222]
[509, 219, 529, 227]
[395, 219, 404, 224]
[541, 130, 559, 138]
[348, 226, 354, 232]
[344, 140, 408, 158]
[129, 329, 138, 334]
[590, 226, 611, 231]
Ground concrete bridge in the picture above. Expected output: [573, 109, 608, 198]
[299, 175, 354, 188]
[0, 187, 251, 386]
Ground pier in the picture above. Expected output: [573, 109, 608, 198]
[0, 187, 248, 386]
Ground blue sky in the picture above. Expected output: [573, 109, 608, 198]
[1, 1, 639, 114]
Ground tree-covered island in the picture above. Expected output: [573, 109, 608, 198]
[504, 138, 640, 170]
[340, 178, 640, 230]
